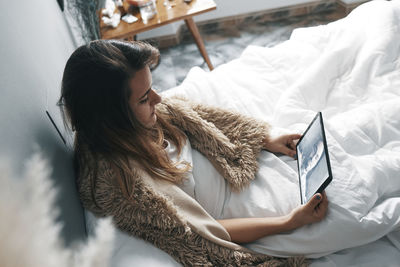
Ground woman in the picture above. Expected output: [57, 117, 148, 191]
[59, 40, 328, 266]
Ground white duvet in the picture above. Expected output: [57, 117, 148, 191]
[163, 0, 400, 259]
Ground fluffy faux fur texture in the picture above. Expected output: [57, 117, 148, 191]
[159, 97, 271, 192]
[0, 152, 114, 267]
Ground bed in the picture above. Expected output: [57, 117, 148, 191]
[86, 1, 400, 266]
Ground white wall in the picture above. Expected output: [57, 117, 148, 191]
[196, 0, 318, 21]
[138, 0, 318, 39]
[0, 0, 86, 245]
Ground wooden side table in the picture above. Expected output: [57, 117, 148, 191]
[100, 0, 217, 70]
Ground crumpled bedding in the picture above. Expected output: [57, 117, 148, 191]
[163, 0, 400, 259]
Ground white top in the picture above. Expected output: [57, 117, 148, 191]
[164, 138, 228, 219]
[164, 139, 196, 199]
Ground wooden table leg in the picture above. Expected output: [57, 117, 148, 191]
[184, 17, 214, 71]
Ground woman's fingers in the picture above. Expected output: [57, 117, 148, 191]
[265, 133, 302, 158]
[289, 134, 302, 140]
[310, 192, 328, 220]
[320, 192, 329, 212]
[281, 146, 296, 158]
[308, 193, 323, 209]
[285, 134, 301, 154]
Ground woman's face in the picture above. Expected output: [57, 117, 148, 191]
[128, 66, 162, 128]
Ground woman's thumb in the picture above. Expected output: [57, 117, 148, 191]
[308, 193, 322, 208]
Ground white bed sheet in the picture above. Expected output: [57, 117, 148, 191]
[162, 0, 400, 265]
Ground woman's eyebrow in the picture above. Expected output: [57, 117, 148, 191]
[139, 87, 151, 100]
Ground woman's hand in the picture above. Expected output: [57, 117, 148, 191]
[288, 191, 329, 229]
[262, 133, 301, 158]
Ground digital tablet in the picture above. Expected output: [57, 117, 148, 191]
[296, 112, 332, 204]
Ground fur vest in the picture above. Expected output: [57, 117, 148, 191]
[77, 97, 308, 267]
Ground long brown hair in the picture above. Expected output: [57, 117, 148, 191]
[59, 40, 190, 187]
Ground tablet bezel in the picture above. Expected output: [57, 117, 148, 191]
[296, 112, 333, 204]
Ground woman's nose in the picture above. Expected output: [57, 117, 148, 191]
[150, 89, 162, 105]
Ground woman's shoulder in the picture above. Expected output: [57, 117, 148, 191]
[75, 144, 130, 216]
[75, 142, 111, 184]
[159, 95, 261, 123]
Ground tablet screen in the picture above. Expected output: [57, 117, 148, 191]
[296, 112, 332, 203]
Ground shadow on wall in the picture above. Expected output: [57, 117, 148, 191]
[35, 121, 86, 245]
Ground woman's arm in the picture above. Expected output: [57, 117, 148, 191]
[217, 215, 294, 244]
[217, 192, 328, 244]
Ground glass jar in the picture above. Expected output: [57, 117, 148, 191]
[138, 0, 157, 24]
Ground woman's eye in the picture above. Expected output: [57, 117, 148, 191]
[139, 98, 149, 104]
